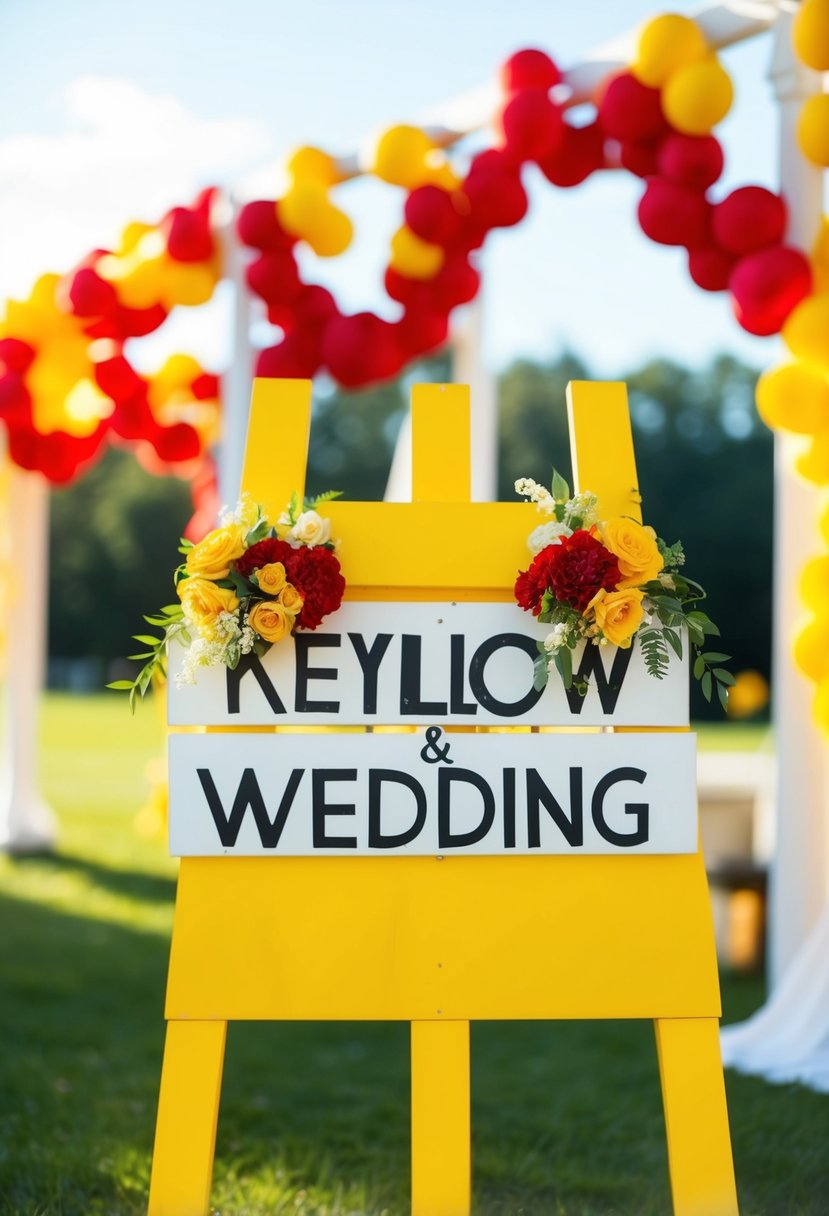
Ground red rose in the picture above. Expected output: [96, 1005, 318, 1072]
[284, 545, 345, 630]
[515, 530, 621, 615]
[235, 537, 294, 577]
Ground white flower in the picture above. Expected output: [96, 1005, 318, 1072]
[543, 623, 570, 653]
[658, 572, 676, 591]
[565, 492, 599, 527]
[528, 521, 572, 555]
[289, 510, 331, 548]
[514, 477, 555, 515]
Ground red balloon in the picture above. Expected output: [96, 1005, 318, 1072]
[256, 331, 323, 380]
[0, 337, 36, 374]
[462, 156, 528, 231]
[598, 72, 666, 143]
[498, 90, 564, 163]
[246, 250, 303, 307]
[191, 372, 220, 400]
[712, 186, 787, 256]
[405, 185, 461, 246]
[427, 255, 480, 311]
[322, 313, 403, 388]
[385, 267, 431, 309]
[163, 207, 214, 263]
[729, 245, 813, 336]
[151, 422, 202, 464]
[538, 120, 605, 187]
[638, 178, 711, 248]
[110, 393, 157, 441]
[85, 302, 168, 341]
[94, 355, 144, 403]
[688, 246, 736, 292]
[65, 266, 118, 317]
[500, 49, 561, 94]
[0, 373, 32, 425]
[237, 200, 296, 252]
[619, 139, 662, 178]
[396, 310, 449, 359]
[658, 133, 724, 190]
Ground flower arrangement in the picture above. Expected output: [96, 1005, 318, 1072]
[109, 492, 345, 709]
[514, 472, 733, 706]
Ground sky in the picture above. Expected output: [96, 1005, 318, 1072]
[0, 0, 792, 379]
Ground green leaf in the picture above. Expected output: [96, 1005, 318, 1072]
[664, 627, 683, 660]
[132, 634, 161, 646]
[532, 653, 549, 692]
[161, 604, 182, 616]
[701, 671, 713, 702]
[700, 652, 730, 663]
[554, 645, 573, 690]
[693, 655, 705, 680]
[713, 668, 736, 686]
[106, 680, 134, 690]
[551, 469, 570, 502]
[244, 516, 270, 546]
[127, 652, 154, 661]
[717, 681, 729, 711]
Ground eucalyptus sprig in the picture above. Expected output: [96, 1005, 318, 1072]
[106, 604, 188, 713]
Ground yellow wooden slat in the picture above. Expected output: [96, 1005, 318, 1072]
[567, 381, 643, 522]
[412, 383, 471, 503]
[240, 378, 312, 517]
[655, 1018, 739, 1216]
[148, 1020, 226, 1216]
[411, 1021, 471, 1216]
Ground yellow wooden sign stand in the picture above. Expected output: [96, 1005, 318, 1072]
[148, 377, 738, 1216]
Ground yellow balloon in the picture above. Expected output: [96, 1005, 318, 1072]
[278, 183, 353, 257]
[796, 430, 829, 483]
[633, 13, 708, 88]
[287, 145, 340, 186]
[163, 261, 217, 308]
[389, 226, 444, 280]
[793, 613, 829, 680]
[755, 362, 829, 434]
[372, 124, 434, 188]
[726, 669, 769, 719]
[801, 554, 829, 610]
[819, 499, 829, 546]
[797, 94, 829, 167]
[662, 57, 733, 135]
[783, 293, 829, 371]
[794, 0, 829, 72]
[149, 354, 202, 411]
[105, 255, 166, 310]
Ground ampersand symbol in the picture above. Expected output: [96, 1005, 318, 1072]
[420, 726, 454, 765]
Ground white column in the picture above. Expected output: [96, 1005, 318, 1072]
[451, 296, 498, 502]
[768, 11, 829, 985]
[218, 195, 255, 508]
[0, 467, 57, 851]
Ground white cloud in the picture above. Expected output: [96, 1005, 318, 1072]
[0, 76, 273, 301]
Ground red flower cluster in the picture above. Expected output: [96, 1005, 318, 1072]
[515, 530, 621, 615]
[236, 537, 345, 631]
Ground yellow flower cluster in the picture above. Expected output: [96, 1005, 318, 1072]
[177, 524, 246, 639]
[590, 517, 664, 648]
[248, 563, 304, 643]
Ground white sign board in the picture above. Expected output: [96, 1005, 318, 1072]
[168, 602, 688, 728]
[169, 730, 697, 857]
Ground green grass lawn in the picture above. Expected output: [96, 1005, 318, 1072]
[0, 697, 825, 1215]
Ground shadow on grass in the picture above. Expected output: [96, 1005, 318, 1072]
[2, 883, 829, 1216]
[4, 850, 177, 905]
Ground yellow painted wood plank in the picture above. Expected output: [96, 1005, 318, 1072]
[412, 384, 471, 503]
[655, 1018, 739, 1216]
[148, 1020, 226, 1216]
[165, 853, 721, 1021]
[240, 378, 312, 519]
[567, 381, 643, 522]
[411, 1021, 471, 1216]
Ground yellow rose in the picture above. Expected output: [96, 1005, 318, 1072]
[602, 517, 664, 589]
[255, 562, 287, 596]
[185, 524, 246, 580]
[248, 600, 293, 643]
[177, 578, 239, 638]
[587, 587, 644, 648]
[279, 583, 304, 616]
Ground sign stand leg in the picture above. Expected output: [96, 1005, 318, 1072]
[654, 1017, 738, 1216]
[148, 1019, 227, 1216]
[411, 1020, 471, 1216]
